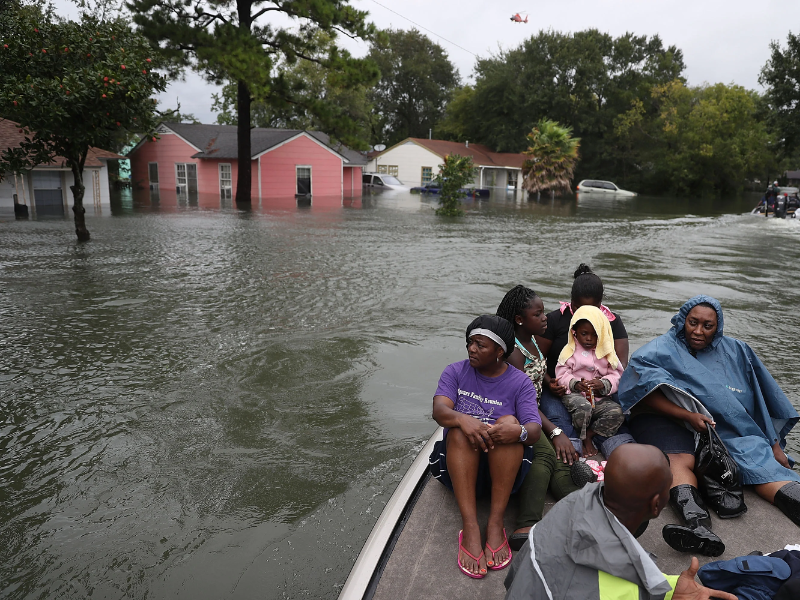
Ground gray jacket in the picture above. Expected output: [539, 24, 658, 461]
[504, 483, 677, 600]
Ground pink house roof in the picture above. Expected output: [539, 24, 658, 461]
[0, 118, 125, 168]
[137, 122, 368, 166]
[389, 138, 526, 169]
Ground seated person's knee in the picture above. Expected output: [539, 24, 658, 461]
[495, 414, 519, 426]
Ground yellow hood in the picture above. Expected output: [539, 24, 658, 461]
[557, 305, 620, 369]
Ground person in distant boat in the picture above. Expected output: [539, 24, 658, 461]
[503, 444, 738, 600]
[620, 295, 800, 558]
[787, 192, 800, 213]
[430, 315, 542, 579]
[765, 181, 781, 217]
[537, 264, 634, 457]
[496, 285, 579, 551]
[555, 305, 625, 456]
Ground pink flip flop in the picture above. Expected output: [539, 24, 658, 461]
[457, 530, 487, 579]
[486, 529, 512, 571]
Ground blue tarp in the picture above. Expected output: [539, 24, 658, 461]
[619, 295, 800, 485]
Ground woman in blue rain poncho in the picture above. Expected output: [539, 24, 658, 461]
[619, 295, 800, 558]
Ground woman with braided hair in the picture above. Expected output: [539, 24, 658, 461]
[496, 285, 580, 550]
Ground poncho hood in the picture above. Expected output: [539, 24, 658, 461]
[671, 295, 724, 351]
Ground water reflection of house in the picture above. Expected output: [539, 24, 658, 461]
[0, 119, 123, 215]
[365, 138, 526, 189]
[127, 122, 366, 202]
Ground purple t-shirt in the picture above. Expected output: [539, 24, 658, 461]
[435, 360, 541, 427]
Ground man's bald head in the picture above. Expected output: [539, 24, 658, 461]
[604, 444, 673, 530]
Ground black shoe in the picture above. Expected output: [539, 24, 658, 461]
[570, 460, 598, 488]
[662, 524, 725, 557]
[508, 531, 529, 551]
[774, 481, 800, 527]
[670, 484, 712, 528]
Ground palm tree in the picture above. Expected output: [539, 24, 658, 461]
[522, 119, 581, 197]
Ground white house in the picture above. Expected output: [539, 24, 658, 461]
[365, 138, 526, 189]
[0, 119, 123, 215]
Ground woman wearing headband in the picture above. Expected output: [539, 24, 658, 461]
[430, 315, 542, 579]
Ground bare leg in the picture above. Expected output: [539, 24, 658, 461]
[485, 440, 523, 566]
[445, 428, 487, 576]
[668, 453, 698, 488]
[754, 480, 793, 503]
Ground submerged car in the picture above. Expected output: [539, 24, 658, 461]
[410, 182, 490, 198]
[576, 179, 637, 196]
[362, 173, 411, 192]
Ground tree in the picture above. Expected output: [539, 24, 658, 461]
[435, 85, 475, 142]
[760, 32, 800, 159]
[522, 119, 580, 197]
[434, 154, 474, 217]
[0, 5, 166, 240]
[614, 80, 776, 196]
[128, 0, 378, 205]
[368, 29, 460, 147]
[440, 30, 684, 185]
[210, 33, 374, 148]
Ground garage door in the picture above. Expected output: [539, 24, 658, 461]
[32, 171, 64, 215]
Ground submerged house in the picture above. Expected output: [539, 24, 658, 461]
[128, 122, 366, 201]
[365, 138, 527, 189]
[0, 119, 122, 215]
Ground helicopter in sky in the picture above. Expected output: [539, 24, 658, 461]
[510, 13, 528, 23]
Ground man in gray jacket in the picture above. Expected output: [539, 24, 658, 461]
[504, 444, 737, 600]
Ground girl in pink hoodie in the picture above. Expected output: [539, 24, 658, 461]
[555, 305, 624, 456]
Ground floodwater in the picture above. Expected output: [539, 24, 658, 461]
[1, 188, 799, 599]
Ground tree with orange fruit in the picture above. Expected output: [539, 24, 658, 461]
[0, 3, 166, 241]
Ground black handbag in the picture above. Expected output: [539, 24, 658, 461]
[694, 422, 747, 518]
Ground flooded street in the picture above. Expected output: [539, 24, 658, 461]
[1, 188, 799, 599]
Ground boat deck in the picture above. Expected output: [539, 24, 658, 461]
[372, 470, 800, 600]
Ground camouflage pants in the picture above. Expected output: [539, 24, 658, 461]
[560, 394, 624, 440]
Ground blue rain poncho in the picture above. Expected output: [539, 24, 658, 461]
[619, 295, 800, 485]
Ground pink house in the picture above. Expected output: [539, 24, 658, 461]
[127, 122, 365, 202]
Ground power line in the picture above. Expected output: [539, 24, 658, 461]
[369, 0, 479, 58]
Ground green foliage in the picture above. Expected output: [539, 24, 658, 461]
[128, 0, 379, 200]
[368, 28, 460, 147]
[439, 29, 684, 185]
[760, 32, 800, 159]
[210, 32, 374, 149]
[614, 80, 776, 196]
[0, 6, 166, 239]
[522, 119, 580, 195]
[435, 85, 475, 142]
[434, 154, 474, 217]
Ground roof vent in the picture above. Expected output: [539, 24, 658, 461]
[466, 140, 469, 148]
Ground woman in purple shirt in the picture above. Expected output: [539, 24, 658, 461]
[430, 315, 542, 579]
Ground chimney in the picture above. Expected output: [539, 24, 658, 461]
[466, 140, 469, 148]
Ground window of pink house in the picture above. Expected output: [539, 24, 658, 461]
[175, 163, 197, 197]
[219, 164, 232, 199]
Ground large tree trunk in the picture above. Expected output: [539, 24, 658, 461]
[70, 163, 90, 241]
[235, 79, 252, 204]
[234, 0, 253, 205]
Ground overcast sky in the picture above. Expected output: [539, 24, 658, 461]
[54, 0, 800, 124]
